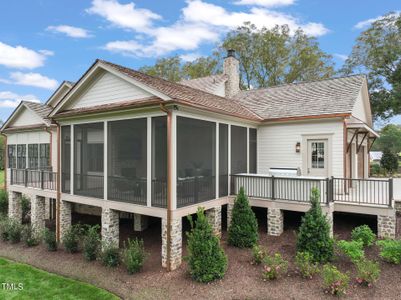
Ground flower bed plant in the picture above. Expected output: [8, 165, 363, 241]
[262, 253, 288, 280]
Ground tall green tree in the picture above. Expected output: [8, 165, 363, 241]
[139, 56, 182, 82]
[342, 12, 401, 120]
[222, 23, 335, 89]
[372, 124, 401, 154]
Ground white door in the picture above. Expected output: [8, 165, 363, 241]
[307, 139, 328, 177]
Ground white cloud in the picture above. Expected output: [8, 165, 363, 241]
[354, 12, 400, 30]
[39, 49, 55, 56]
[87, 0, 161, 32]
[234, 0, 295, 7]
[9, 72, 58, 90]
[0, 91, 40, 108]
[180, 52, 202, 62]
[0, 42, 49, 69]
[334, 53, 348, 61]
[97, 0, 329, 57]
[47, 25, 92, 38]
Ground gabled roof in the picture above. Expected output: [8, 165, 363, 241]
[50, 59, 261, 121]
[180, 74, 227, 95]
[233, 74, 367, 121]
[46, 80, 74, 108]
[1, 101, 52, 132]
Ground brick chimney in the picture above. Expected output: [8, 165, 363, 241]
[223, 49, 240, 98]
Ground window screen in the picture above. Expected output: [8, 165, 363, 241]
[231, 125, 247, 174]
[61, 126, 71, 193]
[108, 118, 147, 204]
[152, 116, 167, 207]
[249, 128, 257, 173]
[219, 124, 228, 197]
[177, 116, 216, 207]
[28, 144, 39, 169]
[7, 145, 16, 168]
[17, 144, 26, 169]
[39, 144, 50, 170]
[74, 123, 104, 199]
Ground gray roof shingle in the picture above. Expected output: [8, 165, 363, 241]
[179, 74, 227, 95]
[233, 74, 367, 120]
[23, 101, 53, 125]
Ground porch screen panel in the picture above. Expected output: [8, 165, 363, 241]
[39, 144, 50, 170]
[17, 144, 26, 169]
[28, 144, 39, 169]
[108, 118, 147, 205]
[177, 117, 216, 207]
[7, 145, 16, 168]
[61, 126, 71, 193]
[152, 116, 167, 208]
[231, 125, 247, 174]
[219, 124, 228, 197]
[74, 123, 104, 199]
[249, 128, 257, 173]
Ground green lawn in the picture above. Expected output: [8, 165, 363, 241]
[0, 258, 119, 300]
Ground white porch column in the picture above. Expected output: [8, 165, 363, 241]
[101, 207, 120, 248]
[162, 217, 182, 270]
[31, 195, 46, 234]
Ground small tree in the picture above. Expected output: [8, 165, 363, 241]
[228, 187, 258, 248]
[297, 188, 333, 263]
[186, 207, 227, 283]
[380, 148, 399, 174]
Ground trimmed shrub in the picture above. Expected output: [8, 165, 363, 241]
[355, 259, 380, 287]
[186, 207, 227, 283]
[101, 244, 120, 267]
[0, 216, 10, 241]
[251, 244, 267, 265]
[228, 187, 258, 248]
[376, 239, 401, 264]
[7, 218, 23, 244]
[21, 224, 40, 247]
[122, 238, 147, 274]
[296, 188, 333, 263]
[295, 251, 319, 279]
[62, 224, 83, 253]
[351, 225, 376, 247]
[83, 225, 100, 261]
[0, 190, 8, 216]
[21, 195, 30, 223]
[322, 264, 349, 296]
[337, 240, 365, 262]
[43, 228, 57, 251]
[262, 253, 288, 280]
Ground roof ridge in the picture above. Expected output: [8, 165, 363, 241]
[179, 73, 227, 83]
[238, 73, 367, 94]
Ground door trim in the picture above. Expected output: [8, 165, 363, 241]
[302, 134, 333, 177]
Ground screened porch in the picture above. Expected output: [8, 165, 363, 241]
[61, 114, 257, 209]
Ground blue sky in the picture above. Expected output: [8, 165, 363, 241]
[0, 0, 400, 125]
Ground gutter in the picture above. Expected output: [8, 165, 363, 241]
[159, 103, 173, 272]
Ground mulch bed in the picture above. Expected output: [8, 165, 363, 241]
[1, 211, 401, 300]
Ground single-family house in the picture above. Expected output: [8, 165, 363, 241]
[1, 51, 395, 271]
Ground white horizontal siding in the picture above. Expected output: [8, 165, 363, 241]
[68, 71, 153, 109]
[12, 107, 44, 127]
[7, 130, 50, 144]
[257, 120, 344, 178]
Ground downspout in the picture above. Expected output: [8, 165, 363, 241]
[159, 103, 172, 271]
[55, 123, 61, 242]
[1, 133, 7, 191]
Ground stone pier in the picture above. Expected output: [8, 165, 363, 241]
[60, 200, 72, 241]
[31, 195, 46, 234]
[267, 208, 284, 236]
[101, 208, 120, 248]
[227, 203, 234, 229]
[205, 206, 222, 237]
[134, 214, 149, 232]
[378, 213, 396, 239]
[8, 191, 22, 223]
[162, 217, 182, 270]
